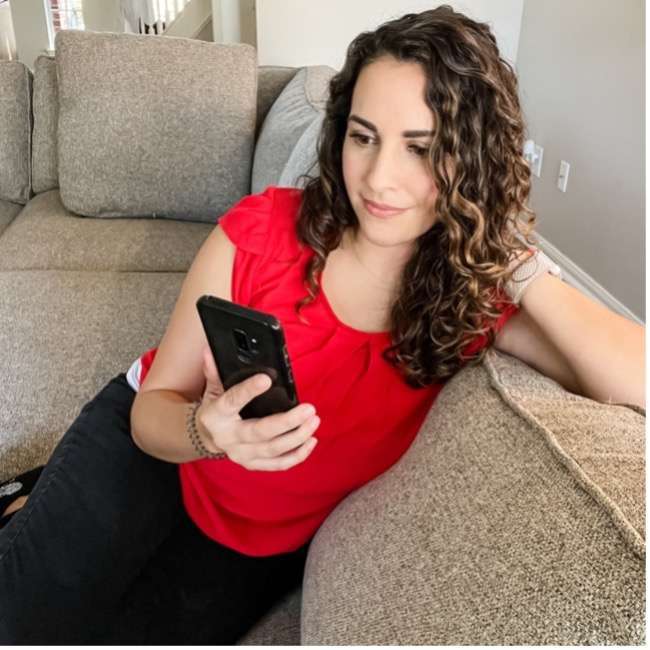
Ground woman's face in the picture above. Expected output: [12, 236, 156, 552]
[342, 55, 440, 251]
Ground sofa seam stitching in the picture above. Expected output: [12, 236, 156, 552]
[483, 348, 645, 560]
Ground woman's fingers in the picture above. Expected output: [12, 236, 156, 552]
[202, 346, 225, 398]
[201, 369, 321, 471]
[245, 401, 317, 441]
[217, 372, 272, 417]
[245, 435, 319, 472]
[258, 414, 321, 458]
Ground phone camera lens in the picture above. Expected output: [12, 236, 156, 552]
[233, 329, 250, 353]
[233, 329, 259, 356]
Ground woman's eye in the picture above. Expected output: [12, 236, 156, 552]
[349, 133, 428, 158]
[350, 133, 372, 146]
[409, 145, 429, 157]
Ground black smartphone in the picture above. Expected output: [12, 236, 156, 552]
[196, 294, 298, 419]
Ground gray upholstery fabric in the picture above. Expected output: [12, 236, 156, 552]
[251, 66, 336, 193]
[255, 66, 299, 143]
[54, 30, 257, 223]
[301, 349, 645, 645]
[0, 189, 213, 272]
[30, 61, 295, 198]
[32, 55, 59, 194]
[0, 61, 32, 204]
[0, 199, 23, 238]
[0, 269, 186, 482]
[278, 112, 325, 189]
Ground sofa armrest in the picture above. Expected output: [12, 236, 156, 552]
[301, 348, 645, 645]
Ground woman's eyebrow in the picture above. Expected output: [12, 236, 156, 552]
[348, 114, 434, 138]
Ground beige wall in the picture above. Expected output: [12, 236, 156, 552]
[516, 0, 644, 320]
[10, 0, 215, 68]
[255, 0, 524, 69]
[7, 0, 49, 70]
[216, 0, 256, 46]
[0, 3, 16, 60]
[82, 0, 123, 33]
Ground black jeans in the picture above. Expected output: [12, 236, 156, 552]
[0, 373, 312, 644]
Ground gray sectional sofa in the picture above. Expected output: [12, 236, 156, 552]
[0, 29, 644, 645]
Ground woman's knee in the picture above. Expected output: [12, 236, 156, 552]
[59, 373, 147, 461]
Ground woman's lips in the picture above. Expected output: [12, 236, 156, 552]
[362, 198, 407, 218]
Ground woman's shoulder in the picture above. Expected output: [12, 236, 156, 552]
[218, 185, 304, 259]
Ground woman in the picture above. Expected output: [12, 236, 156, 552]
[0, 5, 643, 644]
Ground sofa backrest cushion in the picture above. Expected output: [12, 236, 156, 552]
[251, 65, 336, 194]
[0, 199, 23, 237]
[255, 66, 299, 143]
[301, 349, 645, 645]
[54, 30, 257, 223]
[32, 60, 296, 198]
[32, 55, 58, 195]
[278, 112, 325, 189]
[0, 61, 32, 204]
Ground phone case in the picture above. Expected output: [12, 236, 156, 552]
[196, 295, 298, 419]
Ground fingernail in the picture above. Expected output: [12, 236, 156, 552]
[257, 375, 270, 388]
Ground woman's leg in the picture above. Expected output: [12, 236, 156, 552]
[101, 511, 313, 645]
[0, 373, 185, 644]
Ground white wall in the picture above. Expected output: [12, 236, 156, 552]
[255, 0, 524, 69]
[7, 0, 49, 70]
[215, 0, 256, 45]
[82, 0, 123, 33]
[516, 0, 644, 320]
[9, 0, 124, 68]
[0, 3, 17, 60]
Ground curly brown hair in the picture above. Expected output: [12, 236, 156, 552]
[292, 5, 539, 388]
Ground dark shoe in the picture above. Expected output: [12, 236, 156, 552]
[0, 465, 45, 527]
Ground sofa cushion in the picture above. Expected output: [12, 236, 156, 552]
[0, 190, 213, 272]
[251, 66, 335, 194]
[255, 66, 300, 143]
[278, 112, 325, 189]
[32, 55, 59, 194]
[0, 61, 32, 204]
[0, 270, 187, 481]
[0, 199, 23, 237]
[236, 586, 302, 645]
[32, 61, 295, 197]
[301, 349, 645, 645]
[54, 30, 257, 223]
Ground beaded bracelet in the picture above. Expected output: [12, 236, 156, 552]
[186, 400, 227, 460]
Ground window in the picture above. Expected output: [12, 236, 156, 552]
[46, 0, 84, 33]
[44, 0, 83, 51]
[44, 1, 192, 42]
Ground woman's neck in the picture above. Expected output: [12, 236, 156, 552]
[340, 227, 409, 296]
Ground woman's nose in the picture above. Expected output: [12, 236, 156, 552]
[363, 146, 400, 191]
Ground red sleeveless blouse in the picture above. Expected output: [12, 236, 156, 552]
[126, 185, 519, 557]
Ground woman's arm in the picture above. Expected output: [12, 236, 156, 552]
[516, 273, 645, 408]
[130, 389, 223, 464]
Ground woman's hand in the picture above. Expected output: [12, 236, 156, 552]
[196, 346, 320, 471]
